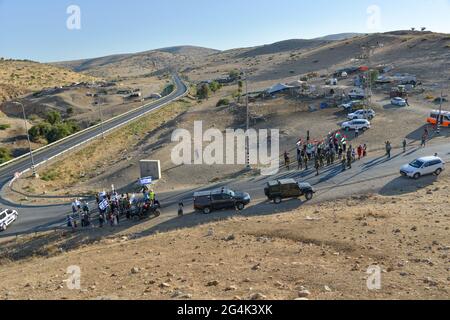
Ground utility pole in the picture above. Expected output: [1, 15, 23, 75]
[241, 69, 251, 169]
[97, 99, 106, 140]
[12, 102, 38, 178]
[437, 87, 443, 135]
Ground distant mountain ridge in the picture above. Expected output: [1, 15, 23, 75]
[313, 33, 365, 41]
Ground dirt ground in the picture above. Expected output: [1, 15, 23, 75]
[0, 74, 169, 157]
[1, 174, 449, 300]
[7, 80, 450, 205]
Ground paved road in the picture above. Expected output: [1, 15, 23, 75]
[0, 74, 188, 235]
[1, 136, 449, 237]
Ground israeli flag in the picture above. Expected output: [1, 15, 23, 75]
[99, 199, 109, 211]
[139, 177, 153, 186]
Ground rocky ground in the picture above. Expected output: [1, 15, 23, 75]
[1, 174, 449, 300]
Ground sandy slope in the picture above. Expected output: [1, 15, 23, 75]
[0, 175, 448, 300]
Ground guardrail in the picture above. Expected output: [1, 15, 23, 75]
[0, 75, 188, 174]
[0, 74, 189, 174]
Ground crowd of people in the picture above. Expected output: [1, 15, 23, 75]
[67, 186, 158, 230]
[284, 131, 369, 176]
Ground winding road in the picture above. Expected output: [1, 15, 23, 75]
[0, 74, 188, 236]
[0, 75, 448, 237]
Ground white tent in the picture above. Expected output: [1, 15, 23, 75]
[266, 83, 294, 94]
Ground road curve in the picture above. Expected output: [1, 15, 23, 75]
[0, 75, 187, 235]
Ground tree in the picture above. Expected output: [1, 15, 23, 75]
[228, 70, 240, 80]
[421, 27, 426, 32]
[237, 80, 244, 103]
[161, 84, 175, 97]
[197, 83, 211, 100]
[46, 123, 72, 143]
[411, 27, 416, 31]
[369, 70, 380, 85]
[0, 147, 12, 164]
[216, 98, 230, 107]
[29, 122, 52, 142]
[46, 110, 62, 125]
[209, 81, 222, 93]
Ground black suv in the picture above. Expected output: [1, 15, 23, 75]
[193, 188, 251, 214]
[264, 179, 315, 204]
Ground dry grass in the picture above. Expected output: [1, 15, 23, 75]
[0, 60, 97, 103]
[19, 99, 191, 190]
[1, 176, 449, 300]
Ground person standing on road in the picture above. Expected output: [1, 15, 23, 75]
[284, 151, 291, 171]
[297, 152, 303, 170]
[357, 145, 363, 160]
[315, 157, 320, 176]
[363, 144, 368, 158]
[347, 148, 353, 169]
[421, 134, 427, 148]
[386, 141, 392, 159]
[149, 189, 156, 206]
[341, 156, 347, 172]
[403, 139, 407, 153]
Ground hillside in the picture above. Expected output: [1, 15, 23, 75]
[0, 59, 97, 104]
[313, 33, 364, 41]
[1, 174, 448, 300]
[235, 39, 330, 58]
[182, 31, 450, 89]
[55, 46, 219, 78]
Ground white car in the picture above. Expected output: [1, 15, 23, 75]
[347, 109, 376, 120]
[0, 209, 18, 232]
[391, 97, 407, 106]
[341, 119, 371, 131]
[400, 156, 445, 179]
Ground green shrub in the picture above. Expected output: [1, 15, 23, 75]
[209, 81, 222, 93]
[46, 110, 62, 125]
[197, 83, 211, 100]
[216, 98, 230, 107]
[41, 169, 60, 182]
[161, 84, 175, 97]
[0, 147, 12, 164]
[0, 124, 11, 130]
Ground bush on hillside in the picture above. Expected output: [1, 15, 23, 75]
[216, 98, 230, 107]
[0, 147, 12, 164]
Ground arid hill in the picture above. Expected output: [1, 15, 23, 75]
[0, 59, 97, 104]
[55, 46, 219, 78]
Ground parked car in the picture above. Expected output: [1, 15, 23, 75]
[193, 188, 251, 214]
[341, 119, 371, 131]
[347, 109, 376, 120]
[400, 156, 445, 179]
[348, 88, 366, 100]
[0, 209, 18, 232]
[264, 179, 315, 204]
[340, 100, 364, 111]
[391, 97, 407, 107]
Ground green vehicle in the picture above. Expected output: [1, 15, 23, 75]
[264, 179, 315, 204]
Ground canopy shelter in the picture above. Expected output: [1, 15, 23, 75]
[266, 83, 294, 95]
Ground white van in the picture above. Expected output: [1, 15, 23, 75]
[348, 88, 366, 100]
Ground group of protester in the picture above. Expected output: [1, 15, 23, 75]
[67, 186, 157, 230]
[284, 131, 369, 176]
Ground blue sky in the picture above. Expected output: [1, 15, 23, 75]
[1, 0, 449, 62]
